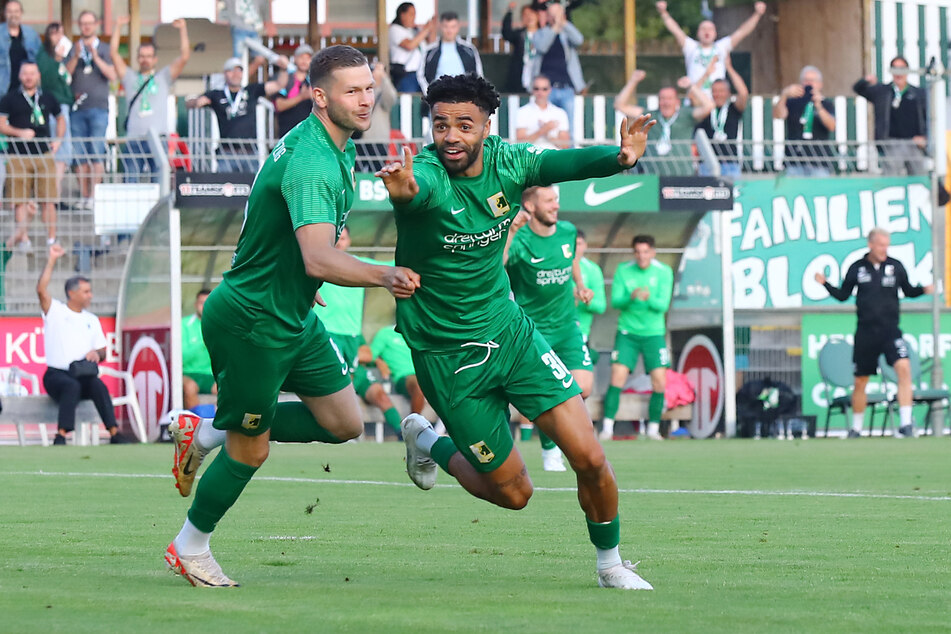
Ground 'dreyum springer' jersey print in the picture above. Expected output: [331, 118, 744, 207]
[506, 220, 578, 335]
[393, 136, 547, 352]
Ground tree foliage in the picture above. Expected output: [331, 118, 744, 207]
[569, 0, 703, 44]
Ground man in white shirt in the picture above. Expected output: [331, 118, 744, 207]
[656, 1, 766, 94]
[515, 74, 571, 149]
[38, 244, 131, 445]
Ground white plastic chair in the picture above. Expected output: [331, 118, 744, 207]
[97, 366, 147, 443]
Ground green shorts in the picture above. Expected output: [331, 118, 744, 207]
[204, 314, 351, 436]
[611, 331, 670, 373]
[393, 374, 416, 397]
[328, 332, 374, 399]
[185, 372, 216, 394]
[538, 323, 593, 372]
[412, 315, 582, 473]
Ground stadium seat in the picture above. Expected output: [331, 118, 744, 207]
[877, 349, 949, 436]
[817, 340, 887, 437]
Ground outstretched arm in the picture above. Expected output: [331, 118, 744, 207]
[815, 263, 857, 302]
[729, 1, 767, 48]
[37, 244, 66, 314]
[725, 54, 749, 112]
[110, 15, 130, 79]
[614, 69, 646, 119]
[656, 1, 688, 48]
[168, 19, 192, 80]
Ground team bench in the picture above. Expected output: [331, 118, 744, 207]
[2, 397, 106, 446]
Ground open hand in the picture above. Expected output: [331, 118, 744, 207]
[376, 146, 419, 204]
[617, 114, 657, 167]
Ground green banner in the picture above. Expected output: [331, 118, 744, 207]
[352, 173, 660, 212]
[800, 313, 951, 427]
[674, 176, 936, 311]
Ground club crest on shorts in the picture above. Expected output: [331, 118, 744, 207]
[242, 413, 262, 430]
[469, 440, 496, 464]
[487, 191, 511, 217]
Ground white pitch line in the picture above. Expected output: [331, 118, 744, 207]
[3, 470, 950, 502]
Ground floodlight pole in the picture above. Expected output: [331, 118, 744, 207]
[720, 209, 736, 437]
[925, 63, 946, 436]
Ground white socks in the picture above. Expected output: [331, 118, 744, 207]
[596, 545, 623, 571]
[197, 418, 226, 452]
[174, 518, 211, 556]
[647, 422, 660, 437]
[899, 405, 912, 427]
[414, 424, 439, 455]
[601, 418, 615, 435]
[852, 412, 864, 432]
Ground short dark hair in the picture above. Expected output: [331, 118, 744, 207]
[138, 42, 156, 56]
[890, 56, 909, 68]
[65, 275, 90, 298]
[425, 74, 501, 117]
[308, 45, 368, 89]
[440, 11, 459, 21]
[576, 228, 587, 241]
[77, 10, 98, 23]
[632, 234, 655, 249]
[196, 288, 212, 299]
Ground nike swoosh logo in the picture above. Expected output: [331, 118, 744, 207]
[562, 376, 574, 389]
[181, 455, 197, 476]
[583, 182, 644, 207]
[450, 207, 465, 215]
[531, 257, 544, 263]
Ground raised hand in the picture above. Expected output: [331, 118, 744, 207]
[376, 146, 419, 204]
[656, 1, 668, 14]
[511, 210, 531, 231]
[172, 18, 186, 30]
[49, 243, 66, 260]
[116, 14, 131, 27]
[754, 1, 766, 15]
[617, 114, 657, 167]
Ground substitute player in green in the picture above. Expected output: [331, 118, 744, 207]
[371, 324, 428, 415]
[314, 226, 405, 437]
[163, 45, 420, 588]
[600, 235, 674, 441]
[503, 185, 594, 472]
[575, 228, 607, 362]
[182, 289, 216, 410]
[377, 74, 656, 590]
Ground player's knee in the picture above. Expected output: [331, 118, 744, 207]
[335, 416, 364, 441]
[499, 485, 533, 510]
[569, 445, 607, 475]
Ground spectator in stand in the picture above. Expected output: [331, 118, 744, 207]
[0, 1, 40, 94]
[693, 53, 748, 178]
[220, 0, 276, 59]
[417, 12, 483, 95]
[502, 2, 541, 93]
[186, 57, 281, 173]
[656, 0, 766, 96]
[273, 44, 313, 137]
[532, 1, 585, 137]
[0, 61, 65, 248]
[853, 56, 928, 176]
[182, 289, 217, 411]
[355, 60, 397, 173]
[37, 22, 73, 206]
[37, 244, 132, 445]
[515, 73, 571, 149]
[112, 15, 191, 181]
[615, 71, 707, 175]
[389, 3, 436, 93]
[65, 10, 116, 210]
[774, 65, 836, 177]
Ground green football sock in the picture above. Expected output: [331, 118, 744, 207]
[431, 436, 458, 473]
[538, 430, 557, 450]
[269, 401, 343, 444]
[383, 407, 402, 434]
[187, 449, 258, 534]
[649, 391, 665, 424]
[604, 385, 622, 420]
[519, 425, 533, 442]
[586, 514, 621, 550]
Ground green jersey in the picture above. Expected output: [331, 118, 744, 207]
[611, 259, 674, 336]
[576, 257, 606, 338]
[506, 220, 578, 334]
[393, 136, 546, 351]
[181, 313, 212, 375]
[370, 325, 415, 380]
[313, 256, 388, 337]
[212, 114, 356, 347]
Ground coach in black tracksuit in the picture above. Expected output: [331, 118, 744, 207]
[815, 227, 933, 438]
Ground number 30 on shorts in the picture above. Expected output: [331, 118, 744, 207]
[541, 351, 574, 388]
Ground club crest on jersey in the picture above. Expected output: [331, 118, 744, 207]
[350, 166, 356, 188]
[469, 440, 496, 464]
[487, 191, 511, 217]
[562, 244, 572, 259]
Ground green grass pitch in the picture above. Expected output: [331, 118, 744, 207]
[0, 438, 948, 633]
